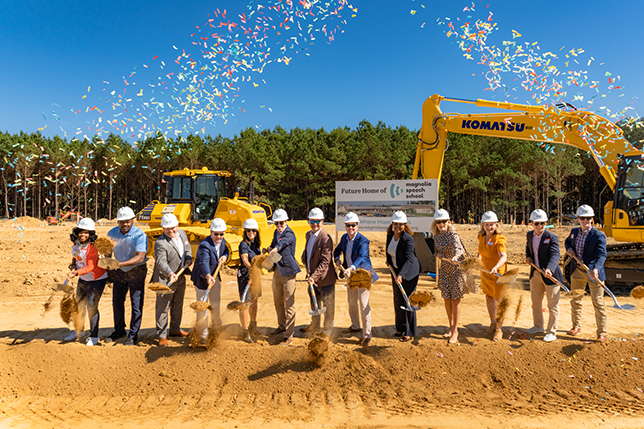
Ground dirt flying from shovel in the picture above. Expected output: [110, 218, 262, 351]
[190, 301, 211, 312]
[249, 253, 268, 298]
[148, 282, 172, 293]
[631, 285, 644, 299]
[512, 294, 524, 325]
[307, 336, 329, 365]
[495, 295, 509, 325]
[94, 237, 114, 255]
[347, 268, 372, 290]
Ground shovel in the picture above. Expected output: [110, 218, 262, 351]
[227, 282, 251, 311]
[98, 257, 120, 270]
[149, 263, 190, 295]
[438, 256, 480, 272]
[190, 261, 223, 312]
[569, 253, 635, 310]
[528, 263, 579, 296]
[307, 281, 327, 317]
[52, 274, 74, 293]
[479, 267, 520, 284]
[388, 265, 418, 312]
[261, 252, 281, 270]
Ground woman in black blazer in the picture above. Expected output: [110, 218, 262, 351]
[386, 211, 421, 341]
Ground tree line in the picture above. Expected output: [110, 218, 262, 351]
[1, 118, 641, 225]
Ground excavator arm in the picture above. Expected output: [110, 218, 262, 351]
[415, 94, 642, 193]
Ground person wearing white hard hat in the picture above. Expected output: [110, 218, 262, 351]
[191, 218, 230, 343]
[151, 213, 193, 347]
[301, 208, 336, 340]
[386, 211, 420, 342]
[267, 209, 301, 345]
[477, 211, 508, 342]
[107, 207, 148, 346]
[333, 212, 379, 347]
[236, 218, 261, 343]
[525, 209, 565, 342]
[564, 205, 608, 343]
[431, 209, 468, 344]
[63, 218, 108, 346]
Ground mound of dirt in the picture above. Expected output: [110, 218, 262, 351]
[13, 216, 45, 227]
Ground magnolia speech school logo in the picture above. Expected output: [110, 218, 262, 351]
[390, 184, 404, 199]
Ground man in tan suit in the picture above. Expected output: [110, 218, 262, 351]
[151, 214, 193, 346]
[301, 208, 336, 338]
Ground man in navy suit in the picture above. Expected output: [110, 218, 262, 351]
[268, 209, 301, 346]
[191, 218, 230, 342]
[525, 209, 565, 342]
[564, 205, 608, 343]
[333, 212, 379, 347]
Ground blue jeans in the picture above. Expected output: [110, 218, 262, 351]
[76, 277, 107, 338]
[112, 265, 147, 339]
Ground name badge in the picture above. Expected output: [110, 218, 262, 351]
[487, 240, 493, 246]
[570, 234, 575, 239]
[544, 239, 550, 244]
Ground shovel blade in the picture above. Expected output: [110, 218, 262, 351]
[309, 306, 326, 316]
[615, 303, 636, 310]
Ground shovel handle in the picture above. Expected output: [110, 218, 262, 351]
[569, 253, 606, 287]
[167, 262, 190, 286]
[388, 265, 417, 312]
[529, 263, 570, 293]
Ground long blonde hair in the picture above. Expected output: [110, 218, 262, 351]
[478, 222, 502, 236]
[430, 220, 455, 236]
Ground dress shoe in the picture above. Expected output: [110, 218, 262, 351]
[525, 326, 545, 334]
[567, 327, 582, 336]
[158, 338, 169, 347]
[361, 337, 371, 347]
[106, 331, 127, 342]
[270, 327, 286, 336]
[343, 327, 362, 334]
[124, 337, 138, 346]
[169, 330, 189, 337]
[597, 334, 607, 343]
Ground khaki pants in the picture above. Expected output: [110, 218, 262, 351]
[570, 267, 607, 336]
[272, 270, 297, 339]
[530, 273, 560, 335]
[347, 287, 372, 339]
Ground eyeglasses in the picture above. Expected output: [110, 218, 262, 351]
[212, 233, 224, 237]
[309, 220, 322, 225]
[345, 223, 357, 228]
[275, 221, 286, 226]
[533, 222, 545, 226]
[246, 229, 257, 233]
[579, 217, 592, 221]
[435, 220, 448, 225]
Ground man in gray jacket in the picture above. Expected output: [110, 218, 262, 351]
[152, 214, 193, 347]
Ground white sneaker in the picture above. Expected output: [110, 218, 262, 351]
[543, 333, 557, 342]
[86, 337, 99, 346]
[64, 331, 77, 341]
[526, 326, 545, 334]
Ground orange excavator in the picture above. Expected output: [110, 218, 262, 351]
[414, 94, 644, 289]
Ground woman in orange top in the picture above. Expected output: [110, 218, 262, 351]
[477, 211, 508, 342]
[63, 218, 108, 346]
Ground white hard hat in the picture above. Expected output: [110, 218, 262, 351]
[344, 212, 359, 224]
[210, 218, 227, 232]
[243, 218, 259, 230]
[116, 207, 136, 221]
[76, 217, 95, 231]
[576, 205, 595, 217]
[308, 207, 324, 220]
[272, 209, 288, 222]
[434, 209, 450, 221]
[160, 213, 179, 228]
[481, 211, 499, 223]
[391, 211, 407, 224]
[529, 209, 548, 223]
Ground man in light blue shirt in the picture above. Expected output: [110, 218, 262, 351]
[106, 207, 148, 346]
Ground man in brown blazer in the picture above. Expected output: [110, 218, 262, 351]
[301, 207, 336, 338]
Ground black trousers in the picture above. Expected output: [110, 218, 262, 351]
[392, 274, 419, 337]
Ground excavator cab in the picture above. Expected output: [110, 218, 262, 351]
[165, 173, 225, 223]
[613, 155, 644, 227]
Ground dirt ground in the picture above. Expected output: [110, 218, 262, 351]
[1, 218, 644, 428]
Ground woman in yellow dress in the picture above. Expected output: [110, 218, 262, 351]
[477, 211, 508, 341]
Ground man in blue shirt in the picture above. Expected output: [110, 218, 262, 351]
[106, 206, 148, 346]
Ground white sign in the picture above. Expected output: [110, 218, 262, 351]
[335, 180, 438, 232]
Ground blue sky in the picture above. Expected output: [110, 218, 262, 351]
[1, 0, 642, 142]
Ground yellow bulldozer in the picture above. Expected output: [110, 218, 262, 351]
[136, 167, 309, 265]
